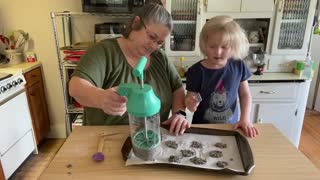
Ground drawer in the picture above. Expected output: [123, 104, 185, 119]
[249, 83, 298, 101]
[0, 92, 33, 155]
[1, 131, 35, 179]
[24, 67, 41, 87]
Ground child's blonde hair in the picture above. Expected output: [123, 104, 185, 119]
[199, 16, 249, 59]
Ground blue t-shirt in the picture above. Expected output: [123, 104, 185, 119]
[186, 59, 251, 124]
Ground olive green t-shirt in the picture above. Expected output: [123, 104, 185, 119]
[72, 38, 182, 125]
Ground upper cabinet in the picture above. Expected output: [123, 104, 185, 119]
[236, 18, 273, 54]
[165, 0, 203, 56]
[205, 0, 274, 13]
[206, 0, 241, 12]
[241, 0, 274, 12]
[271, 0, 317, 55]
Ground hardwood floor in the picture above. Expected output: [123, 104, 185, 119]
[9, 139, 65, 180]
[299, 113, 320, 170]
[6, 114, 320, 179]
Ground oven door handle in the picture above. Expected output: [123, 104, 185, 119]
[0, 88, 26, 105]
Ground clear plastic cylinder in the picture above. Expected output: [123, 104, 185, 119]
[128, 113, 161, 161]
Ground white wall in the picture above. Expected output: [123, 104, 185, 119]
[0, 0, 83, 138]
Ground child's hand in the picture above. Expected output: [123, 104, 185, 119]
[185, 92, 201, 112]
[233, 120, 259, 138]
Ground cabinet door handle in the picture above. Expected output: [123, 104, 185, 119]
[278, 0, 284, 13]
[204, 0, 208, 9]
[257, 118, 263, 123]
[259, 90, 275, 94]
[198, 0, 201, 15]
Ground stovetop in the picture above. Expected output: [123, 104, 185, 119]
[0, 72, 13, 81]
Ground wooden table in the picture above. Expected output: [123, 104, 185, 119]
[40, 124, 320, 180]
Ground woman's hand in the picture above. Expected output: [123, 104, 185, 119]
[98, 87, 127, 116]
[162, 114, 191, 136]
[185, 92, 200, 112]
[233, 119, 259, 138]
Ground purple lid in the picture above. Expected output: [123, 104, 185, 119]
[92, 152, 105, 162]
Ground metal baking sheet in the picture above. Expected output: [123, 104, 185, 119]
[122, 126, 255, 175]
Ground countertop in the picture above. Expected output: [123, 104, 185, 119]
[40, 124, 320, 180]
[1, 63, 304, 82]
[0, 62, 41, 74]
[249, 72, 308, 82]
[181, 72, 308, 83]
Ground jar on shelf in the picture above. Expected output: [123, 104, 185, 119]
[170, 35, 175, 50]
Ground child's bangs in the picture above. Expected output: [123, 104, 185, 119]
[217, 29, 233, 47]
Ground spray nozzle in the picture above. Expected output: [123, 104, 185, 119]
[133, 56, 147, 80]
[132, 56, 147, 88]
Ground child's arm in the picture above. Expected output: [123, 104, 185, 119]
[238, 80, 251, 122]
[235, 80, 259, 137]
[185, 91, 201, 112]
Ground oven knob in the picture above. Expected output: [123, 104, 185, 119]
[12, 81, 18, 87]
[17, 78, 24, 84]
[6, 83, 12, 89]
[1, 86, 7, 92]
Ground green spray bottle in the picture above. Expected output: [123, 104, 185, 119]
[118, 56, 161, 161]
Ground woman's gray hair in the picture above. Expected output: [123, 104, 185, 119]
[199, 15, 249, 59]
[122, 3, 173, 38]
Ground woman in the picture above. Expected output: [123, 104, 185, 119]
[69, 3, 189, 135]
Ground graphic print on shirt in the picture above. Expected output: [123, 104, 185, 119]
[203, 79, 233, 123]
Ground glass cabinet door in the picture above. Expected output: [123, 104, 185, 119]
[271, 0, 316, 55]
[165, 0, 202, 56]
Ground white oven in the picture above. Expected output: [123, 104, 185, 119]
[0, 72, 37, 179]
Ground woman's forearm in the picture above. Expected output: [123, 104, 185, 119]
[69, 76, 103, 109]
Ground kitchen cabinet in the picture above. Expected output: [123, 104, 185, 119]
[165, 0, 203, 56]
[206, 0, 241, 12]
[204, 0, 274, 13]
[25, 67, 50, 145]
[241, 0, 274, 12]
[271, 0, 317, 55]
[249, 81, 308, 147]
[252, 103, 297, 140]
[235, 18, 273, 54]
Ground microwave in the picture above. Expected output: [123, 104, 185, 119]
[82, 0, 146, 14]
